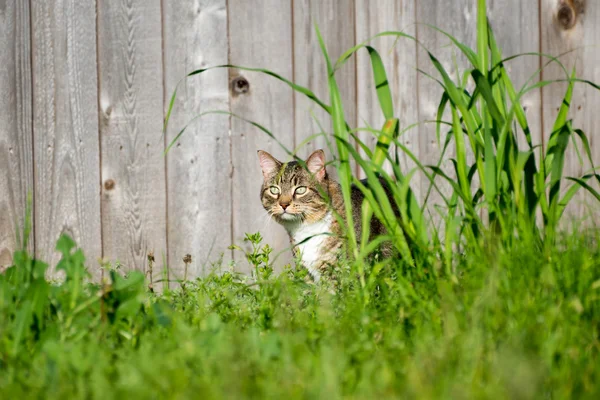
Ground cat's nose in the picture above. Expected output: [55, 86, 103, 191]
[280, 202, 289, 210]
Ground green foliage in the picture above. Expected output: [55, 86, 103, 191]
[3, 0, 600, 397]
[2, 231, 600, 398]
[0, 234, 167, 377]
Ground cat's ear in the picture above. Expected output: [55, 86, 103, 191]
[257, 150, 281, 179]
[306, 149, 326, 181]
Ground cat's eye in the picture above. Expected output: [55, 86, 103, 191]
[294, 186, 307, 195]
[269, 186, 280, 195]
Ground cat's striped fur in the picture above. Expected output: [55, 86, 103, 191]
[258, 149, 391, 281]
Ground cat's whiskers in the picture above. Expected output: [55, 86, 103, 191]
[249, 210, 276, 234]
[258, 149, 363, 281]
[259, 214, 275, 233]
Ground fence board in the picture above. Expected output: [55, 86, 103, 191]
[355, 0, 419, 185]
[416, 0, 478, 225]
[97, 0, 167, 283]
[578, 0, 600, 222]
[293, 0, 357, 167]
[541, 0, 598, 223]
[540, 0, 580, 214]
[163, 0, 231, 279]
[487, 1, 542, 150]
[31, 0, 102, 276]
[229, 0, 295, 273]
[0, 0, 33, 269]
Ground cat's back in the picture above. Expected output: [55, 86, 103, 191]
[349, 177, 398, 239]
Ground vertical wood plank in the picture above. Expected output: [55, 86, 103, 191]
[229, 0, 294, 273]
[487, 1, 542, 151]
[355, 0, 419, 184]
[97, 0, 167, 282]
[0, 0, 33, 269]
[540, 0, 598, 222]
[577, 1, 600, 221]
[416, 0, 477, 225]
[163, 0, 231, 278]
[31, 0, 102, 276]
[417, 1, 541, 224]
[293, 0, 357, 165]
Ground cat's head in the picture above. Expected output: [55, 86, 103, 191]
[257, 149, 330, 225]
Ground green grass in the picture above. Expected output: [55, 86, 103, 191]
[3, 0, 600, 398]
[1, 230, 600, 398]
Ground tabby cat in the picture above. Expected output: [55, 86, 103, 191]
[257, 149, 390, 281]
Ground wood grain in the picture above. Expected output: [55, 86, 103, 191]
[0, 0, 34, 269]
[31, 0, 102, 277]
[97, 0, 167, 283]
[416, 0, 478, 225]
[355, 0, 419, 186]
[416, 1, 542, 224]
[229, 0, 295, 273]
[293, 0, 357, 171]
[540, 0, 599, 222]
[576, 1, 600, 222]
[487, 1, 542, 152]
[163, 0, 231, 278]
[4, 1, 600, 279]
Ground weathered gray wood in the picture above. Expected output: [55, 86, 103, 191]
[6, 1, 600, 279]
[416, 1, 542, 223]
[97, 0, 167, 283]
[0, 0, 33, 269]
[293, 0, 357, 172]
[540, 0, 597, 222]
[416, 0, 477, 225]
[576, 1, 600, 221]
[163, 0, 231, 278]
[355, 0, 419, 186]
[31, 0, 102, 277]
[229, 0, 295, 273]
[487, 1, 542, 151]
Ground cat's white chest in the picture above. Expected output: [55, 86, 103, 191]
[285, 213, 332, 281]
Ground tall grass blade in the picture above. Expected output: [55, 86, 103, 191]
[366, 46, 394, 119]
[315, 24, 358, 258]
[477, 0, 489, 76]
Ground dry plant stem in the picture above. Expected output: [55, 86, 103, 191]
[183, 254, 192, 282]
[147, 251, 155, 292]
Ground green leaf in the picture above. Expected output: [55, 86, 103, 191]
[315, 23, 357, 258]
[477, 0, 489, 76]
[113, 271, 146, 292]
[436, 92, 450, 145]
[565, 176, 600, 204]
[366, 46, 394, 119]
[471, 70, 504, 125]
[422, 24, 480, 70]
[451, 106, 470, 200]
[545, 68, 576, 179]
[56, 234, 76, 257]
[12, 300, 33, 355]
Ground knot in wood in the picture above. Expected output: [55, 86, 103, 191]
[231, 76, 250, 95]
[556, 1, 577, 30]
[104, 179, 115, 191]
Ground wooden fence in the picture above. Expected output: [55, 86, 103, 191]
[1, 0, 599, 279]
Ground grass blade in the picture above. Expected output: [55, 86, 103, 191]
[315, 23, 358, 258]
[366, 46, 394, 119]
